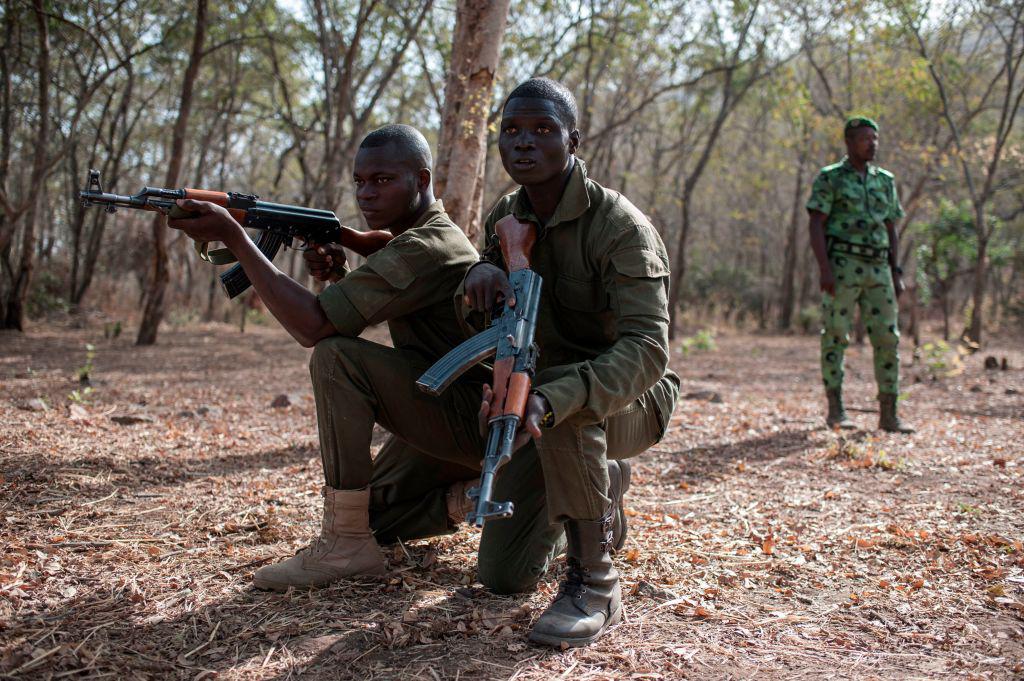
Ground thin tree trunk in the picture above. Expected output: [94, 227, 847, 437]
[778, 149, 807, 330]
[967, 220, 988, 344]
[668, 195, 693, 337]
[2, 0, 49, 330]
[433, 0, 510, 241]
[908, 284, 920, 348]
[74, 67, 140, 305]
[137, 0, 208, 345]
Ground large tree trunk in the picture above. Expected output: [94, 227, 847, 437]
[434, 0, 510, 242]
[136, 0, 208, 345]
[1, 0, 49, 330]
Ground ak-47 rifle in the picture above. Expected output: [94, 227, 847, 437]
[78, 170, 393, 298]
[416, 215, 542, 527]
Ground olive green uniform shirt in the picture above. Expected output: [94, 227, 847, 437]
[806, 157, 904, 249]
[463, 159, 679, 430]
[318, 200, 478, 363]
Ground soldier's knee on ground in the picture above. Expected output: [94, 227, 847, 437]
[478, 559, 543, 595]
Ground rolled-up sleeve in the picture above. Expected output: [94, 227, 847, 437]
[533, 227, 671, 426]
[318, 240, 426, 337]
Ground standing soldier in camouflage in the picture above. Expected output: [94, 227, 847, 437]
[806, 117, 913, 433]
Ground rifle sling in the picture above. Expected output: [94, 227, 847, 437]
[195, 241, 238, 265]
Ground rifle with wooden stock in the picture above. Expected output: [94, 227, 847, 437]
[415, 215, 542, 527]
[78, 170, 393, 298]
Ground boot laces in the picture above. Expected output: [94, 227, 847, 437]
[293, 535, 327, 559]
[558, 558, 589, 600]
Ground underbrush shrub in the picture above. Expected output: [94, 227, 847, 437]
[798, 305, 821, 334]
[27, 269, 69, 319]
[680, 328, 717, 355]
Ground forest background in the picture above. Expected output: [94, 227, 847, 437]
[1, 0, 1023, 348]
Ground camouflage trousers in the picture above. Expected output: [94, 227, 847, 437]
[820, 253, 900, 395]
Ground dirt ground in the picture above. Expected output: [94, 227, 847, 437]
[1, 320, 1022, 680]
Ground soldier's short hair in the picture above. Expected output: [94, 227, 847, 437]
[503, 78, 579, 130]
[359, 124, 433, 170]
[844, 116, 879, 138]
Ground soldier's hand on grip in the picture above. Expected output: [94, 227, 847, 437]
[464, 262, 516, 312]
[304, 242, 347, 283]
[477, 383, 547, 453]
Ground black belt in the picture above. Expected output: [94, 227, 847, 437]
[827, 237, 888, 262]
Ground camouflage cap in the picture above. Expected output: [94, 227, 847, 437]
[844, 116, 878, 133]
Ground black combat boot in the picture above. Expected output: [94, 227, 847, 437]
[826, 387, 856, 429]
[528, 511, 621, 648]
[607, 460, 631, 552]
[878, 393, 914, 433]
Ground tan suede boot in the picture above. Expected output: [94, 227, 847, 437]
[253, 486, 386, 591]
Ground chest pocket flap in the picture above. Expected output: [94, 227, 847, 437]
[555, 275, 607, 311]
[365, 247, 416, 290]
[610, 247, 670, 279]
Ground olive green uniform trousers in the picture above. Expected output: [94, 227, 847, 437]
[310, 335, 665, 594]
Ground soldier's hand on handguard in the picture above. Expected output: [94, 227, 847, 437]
[892, 272, 904, 298]
[819, 267, 836, 297]
[168, 199, 244, 245]
[303, 242, 347, 283]
[478, 383, 549, 452]
[464, 262, 516, 312]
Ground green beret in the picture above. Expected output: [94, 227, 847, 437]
[844, 116, 878, 133]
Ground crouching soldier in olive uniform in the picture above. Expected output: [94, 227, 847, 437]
[167, 125, 633, 596]
[464, 78, 680, 647]
[168, 126, 483, 587]
[807, 117, 913, 433]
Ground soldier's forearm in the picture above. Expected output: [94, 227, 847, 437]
[886, 221, 899, 271]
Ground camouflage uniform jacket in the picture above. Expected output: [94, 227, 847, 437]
[806, 157, 904, 251]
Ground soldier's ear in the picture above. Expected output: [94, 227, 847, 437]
[568, 129, 581, 154]
[417, 168, 432, 191]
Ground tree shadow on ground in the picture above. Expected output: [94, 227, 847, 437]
[942, 404, 1023, 420]
[655, 427, 831, 484]
[4, 425, 391, 504]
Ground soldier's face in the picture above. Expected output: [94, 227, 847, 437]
[498, 98, 579, 186]
[353, 145, 423, 230]
[846, 127, 878, 162]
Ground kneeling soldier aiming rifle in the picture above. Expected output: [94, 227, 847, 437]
[162, 125, 502, 587]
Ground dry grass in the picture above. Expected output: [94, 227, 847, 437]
[1, 321, 1022, 679]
